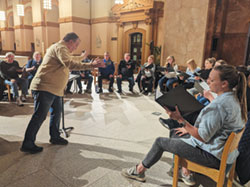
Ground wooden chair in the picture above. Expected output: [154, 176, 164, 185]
[173, 128, 245, 187]
[92, 63, 117, 89]
[5, 84, 11, 101]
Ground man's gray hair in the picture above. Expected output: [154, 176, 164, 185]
[5, 52, 15, 58]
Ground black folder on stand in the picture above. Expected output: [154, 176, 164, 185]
[155, 86, 204, 117]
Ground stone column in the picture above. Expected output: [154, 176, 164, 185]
[145, 19, 152, 59]
[11, 0, 34, 55]
[117, 22, 124, 62]
[58, 0, 90, 54]
[32, 0, 59, 56]
[32, 0, 47, 55]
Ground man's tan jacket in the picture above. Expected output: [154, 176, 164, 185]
[31, 40, 93, 96]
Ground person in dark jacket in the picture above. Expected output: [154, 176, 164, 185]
[66, 57, 93, 94]
[236, 68, 250, 185]
[116, 53, 135, 93]
[26, 51, 42, 88]
[0, 52, 28, 106]
[97, 52, 115, 93]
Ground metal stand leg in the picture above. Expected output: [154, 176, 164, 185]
[59, 96, 74, 137]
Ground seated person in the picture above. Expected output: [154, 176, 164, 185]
[158, 55, 178, 92]
[66, 57, 93, 94]
[116, 53, 135, 93]
[26, 51, 42, 88]
[97, 52, 115, 93]
[184, 59, 201, 86]
[236, 69, 250, 185]
[187, 57, 216, 97]
[121, 65, 247, 185]
[0, 52, 28, 106]
[140, 55, 155, 95]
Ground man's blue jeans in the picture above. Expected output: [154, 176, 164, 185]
[4, 78, 28, 98]
[116, 76, 135, 91]
[22, 91, 62, 148]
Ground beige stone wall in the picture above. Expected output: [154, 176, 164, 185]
[163, 0, 209, 68]
[91, 0, 113, 18]
[1, 31, 15, 51]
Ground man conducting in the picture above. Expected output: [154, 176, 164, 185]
[21, 32, 105, 154]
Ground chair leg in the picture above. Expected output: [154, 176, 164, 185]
[173, 155, 180, 187]
[227, 162, 236, 187]
[6, 84, 11, 101]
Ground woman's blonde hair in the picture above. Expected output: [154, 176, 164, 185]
[148, 55, 154, 61]
[186, 59, 197, 72]
[165, 56, 175, 67]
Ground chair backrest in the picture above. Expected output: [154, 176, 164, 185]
[219, 128, 245, 171]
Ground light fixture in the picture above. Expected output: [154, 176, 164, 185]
[0, 11, 6, 21]
[115, 0, 124, 4]
[17, 4, 24, 16]
[43, 0, 52, 10]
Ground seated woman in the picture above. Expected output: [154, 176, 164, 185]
[158, 56, 178, 92]
[0, 52, 28, 106]
[26, 51, 42, 89]
[140, 55, 155, 95]
[121, 65, 247, 186]
[185, 59, 201, 83]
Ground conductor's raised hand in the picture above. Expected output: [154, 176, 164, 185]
[81, 50, 88, 60]
[164, 106, 184, 122]
[92, 58, 106, 68]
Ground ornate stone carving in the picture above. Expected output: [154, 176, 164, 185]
[112, 0, 153, 14]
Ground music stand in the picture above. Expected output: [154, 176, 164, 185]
[60, 74, 79, 137]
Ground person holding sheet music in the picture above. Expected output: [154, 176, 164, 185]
[117, 53, 135, 93]
[140, 55, 155, 95]
[185, 59, 200, 83]
[158, 56, 179, 92]
[0, 52, 29, 106]
[20, 32, 105, 154]
[121, 65, 247, 186]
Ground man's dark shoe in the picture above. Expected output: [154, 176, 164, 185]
[97, 89, 103, 94]
[85, 89, 92, 94]
[129, 88, 134, 93]
[159, 117, 183, 130]
[78, 89, 82, 94]
[50, 137, 68, 145]
[108, 88, 113, 92]
[20, 145, 43, 154]
[117, 89, 122, 93]
[66, 90, 73, 94]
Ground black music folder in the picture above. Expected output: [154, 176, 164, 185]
[155, 86, 204, 117]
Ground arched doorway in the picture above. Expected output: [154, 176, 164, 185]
[130, 32, 142, 67]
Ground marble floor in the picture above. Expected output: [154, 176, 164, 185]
[0, 83, 246, 187]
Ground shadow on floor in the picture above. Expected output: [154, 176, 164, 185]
[0, 100, 34, 117]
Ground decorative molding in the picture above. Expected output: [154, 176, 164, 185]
[91, 17, 117, 24]
[0, 27, 14, 31]
[32, 21, 59, 27]
[112, 0, 153, 14]
[32, 22, 46, 27]
[23, 0, 31, 4]
[58, 16, 90, 25]
[46, 22, 59, 27]
[14, 25, 33, 30]
[6, 6, 13, 11]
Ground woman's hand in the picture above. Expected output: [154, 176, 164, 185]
[165, 106, 184, 123]
[175, 127, 188, 136]
[203, 90, 214, 102]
